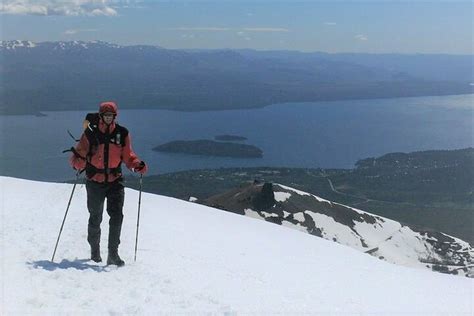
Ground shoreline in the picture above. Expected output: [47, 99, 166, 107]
[1, 92, 472, 116]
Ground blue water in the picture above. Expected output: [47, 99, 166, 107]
[1, 94, 472, 181]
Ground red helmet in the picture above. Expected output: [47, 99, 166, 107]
[99, 101, 118, 115]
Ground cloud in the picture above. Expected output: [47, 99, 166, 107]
[242, 28, 289, 32]
[168, 27, 230, 32]
[169, 27, 289, 33]
[324, 22, 337, 26]
[236, 31, 251, 41]
[64, 28, 98, 35]
[90, 6, 117, 16]
[0, 0, 121, 16]
[180, 34, 195, 39]
[355, 34, 368, 41]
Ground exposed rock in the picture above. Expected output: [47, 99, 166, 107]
[202, 181, 473, 277]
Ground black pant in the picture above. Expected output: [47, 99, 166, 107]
[86, 179, 125, 251]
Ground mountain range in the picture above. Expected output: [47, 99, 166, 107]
[1, 40, 472, 114]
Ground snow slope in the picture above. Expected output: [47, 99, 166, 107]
[1, 177, 473, 314]
[206, 182, 473, 276]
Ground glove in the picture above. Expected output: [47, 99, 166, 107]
[69, 153, 86, 172]
[134, 161, 147, 175]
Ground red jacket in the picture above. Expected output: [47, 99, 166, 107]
[69, 118, 145, 183]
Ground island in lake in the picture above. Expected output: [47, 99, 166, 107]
[153, 140, 263, 158]
[214, 135, 247, 142]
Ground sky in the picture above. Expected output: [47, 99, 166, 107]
[0, 0, 472, 54]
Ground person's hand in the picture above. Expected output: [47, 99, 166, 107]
[134, 161, 147, 175]
[70, 154, 86, 171]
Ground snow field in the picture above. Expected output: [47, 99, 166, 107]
[1, 177, 473, 314]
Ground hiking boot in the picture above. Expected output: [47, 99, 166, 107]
[107, 249, 125, 266]
[91, 247, 102, 263]
[108, 225, 122, 251]
[88, 225, 102, 262]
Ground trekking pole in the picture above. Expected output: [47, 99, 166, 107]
[134, 174, 143, 262]
[51, 171, 81, 262]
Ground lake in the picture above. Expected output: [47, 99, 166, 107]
[0, 94, 472, 181]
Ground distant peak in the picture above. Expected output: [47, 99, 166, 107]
[0, 40, 36, 49]
[50, 40, 122, 50]
[0, 40, 165, 51]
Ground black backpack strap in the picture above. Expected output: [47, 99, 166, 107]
[84, 123, 103, 158]
[86, 162, 122, 178]
[83, 123, 128, 179]
[63, 147, 86, 160]
[85, 123, 127, 147]
[114, 124, 129, 146]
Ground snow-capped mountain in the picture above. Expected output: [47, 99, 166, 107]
[203, 181, 473, 277]
[0, 40, 37, 50]
[0, 40, 163, 51]
[47, 40, 123, 50]
[1, 40, 472, 115]
[1, 176, 473, 314]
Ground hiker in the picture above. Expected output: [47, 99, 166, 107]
[69, 101, 147, 266]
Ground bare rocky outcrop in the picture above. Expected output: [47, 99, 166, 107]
[202, 181, 473, 277]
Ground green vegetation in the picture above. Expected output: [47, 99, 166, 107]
[214, 135, 247, 142]
[124, 148, 473, 244]
[2, 43, 473, 115]
[153, 140, 263, 158]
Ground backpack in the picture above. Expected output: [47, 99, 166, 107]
[65, 112, 128, 164]
[83, 112, 101, 132]
[82, 112, 128, 147]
